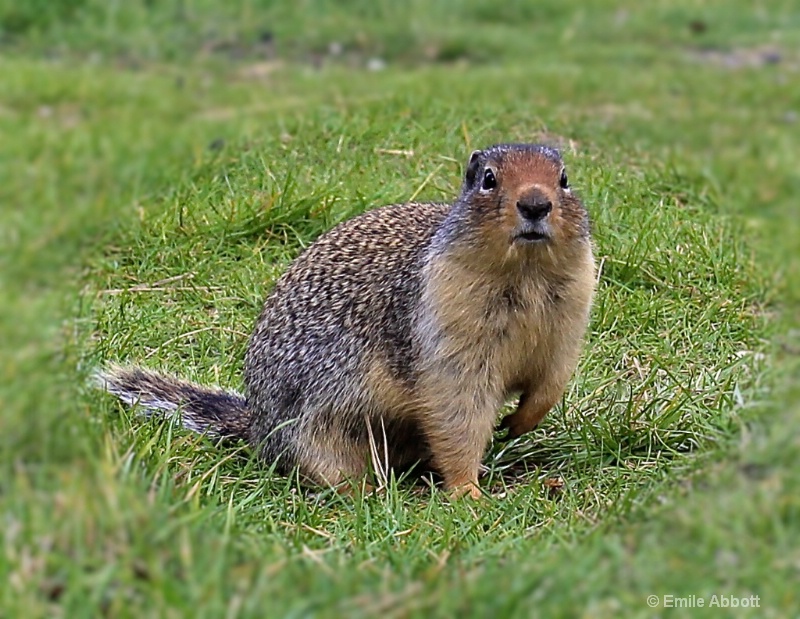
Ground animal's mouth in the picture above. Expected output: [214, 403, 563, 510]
[513, 224, 551, 244]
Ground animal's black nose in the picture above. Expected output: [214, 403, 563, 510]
[517, 196, 552, 222]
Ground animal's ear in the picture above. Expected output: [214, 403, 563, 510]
[464, 150, 483, 187]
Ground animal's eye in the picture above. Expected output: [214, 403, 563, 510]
[559, 168, 569, 189]
[481, 169, 497, 191]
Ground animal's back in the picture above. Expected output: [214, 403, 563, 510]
[243, 202, 450, 479]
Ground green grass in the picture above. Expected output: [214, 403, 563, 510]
[2, 1, 799, 616]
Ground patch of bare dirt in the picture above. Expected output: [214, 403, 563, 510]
[688, 45, 793, 70]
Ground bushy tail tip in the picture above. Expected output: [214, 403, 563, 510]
[94, 365, 250, 440]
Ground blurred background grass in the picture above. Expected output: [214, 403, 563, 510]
[1, 0, 798, 616]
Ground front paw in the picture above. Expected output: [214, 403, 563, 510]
[498, 413, 533, 441]
[448, 482, 482, 501]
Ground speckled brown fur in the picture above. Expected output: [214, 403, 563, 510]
[98, 144, 595, 499]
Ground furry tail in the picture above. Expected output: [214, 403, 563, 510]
[95, 365, 250, 440]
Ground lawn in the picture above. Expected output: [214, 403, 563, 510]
[2, 1, 799, 617]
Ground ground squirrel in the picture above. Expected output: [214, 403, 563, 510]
[99, 143, 595, 499]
